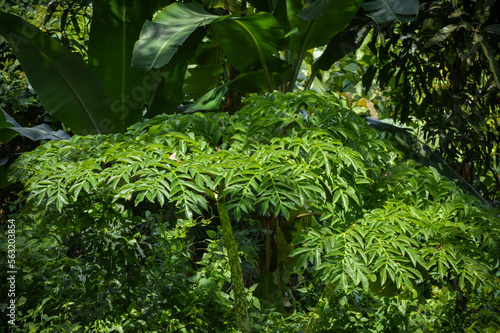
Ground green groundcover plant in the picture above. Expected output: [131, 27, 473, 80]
[4, 92, 500, 332]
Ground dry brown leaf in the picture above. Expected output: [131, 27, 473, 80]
[169, 152, 181, 162]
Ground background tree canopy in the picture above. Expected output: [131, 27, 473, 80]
[1, 0, 500, 332]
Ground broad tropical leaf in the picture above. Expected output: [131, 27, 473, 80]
[361, 0, 419, 23]
[131, 2, 219, 69]
[282, 0, 363, 91]
[289, 0, 363, 52]
[480, 37, 500, 89]
[183, 43, 224, 99]
[0, 108, 70, 144]
[228, 69, 289, 93]
[87, 0, 171, 131]
[0, 108, 19, 144]
[210, 13, 286, 72]
[0, 11, 111, 135]
[0, 108, 70, 188]
[209, 13, 286, 91]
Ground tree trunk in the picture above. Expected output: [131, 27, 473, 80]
[303, 281, 338, 333]
[217, 195, 250, 333]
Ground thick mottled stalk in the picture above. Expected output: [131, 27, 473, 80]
[303, 281, 338, 333]
[217, 195, 250, 333]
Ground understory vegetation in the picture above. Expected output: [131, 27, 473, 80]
[5, 92, 500, 331]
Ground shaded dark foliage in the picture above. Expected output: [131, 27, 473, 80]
[365, 0, 500, 201]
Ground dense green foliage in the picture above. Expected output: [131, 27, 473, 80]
[5, 92, 500, 331]
[0, 0, 417, 135]
[363, 0, 500, 200]
[2, 0, 500, 332]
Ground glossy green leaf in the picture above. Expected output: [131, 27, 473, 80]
[485, 24, 500, 36]
[285, 0, 363, 91]
[473, 0, 496, 25]
[183, 44, 224, 98]
[228, 65, 291, 93]
[298, 0, 330, 21]
[424, 24, 459, 48]
[0, 108, 70, 144]
[0, 11, 111, 135]
[0, 108, 18, 144]
[361, 0, 419, 23]
[132, 2, 219, 69]
[87, 0, 170, 131]
[148, 29, 208, 115]
[185, 83, 229, 113]
[312, 26, 370, 72]
[210, 13, 285, 72]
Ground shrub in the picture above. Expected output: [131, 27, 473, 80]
[6, 92, 500, 331]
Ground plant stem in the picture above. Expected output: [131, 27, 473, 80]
[303, 67, 319, 91]
[303, 280, 338, 333]
[217, 194, 250, 333]
[287, 22, 314, 93]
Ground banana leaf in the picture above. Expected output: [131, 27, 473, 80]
[132, 2, 219, 69]
[185, 84, 229, 113]
[288, 0, 364, 52]
[183, 43, 224, 99]
[210, 13, 286, 72]
[0, 11, 111, 135]
[312, 25, 371, 72]
[0, 108, 70, 144]
[361, 0, 419, 23]
[148, 29, 208, 115]
[228, 60, 292, 92]
[88, 0, 171, 132]
[283, 0, 363, 91]
[0, 107, 70, 188]
[133, 2, 286, 94]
